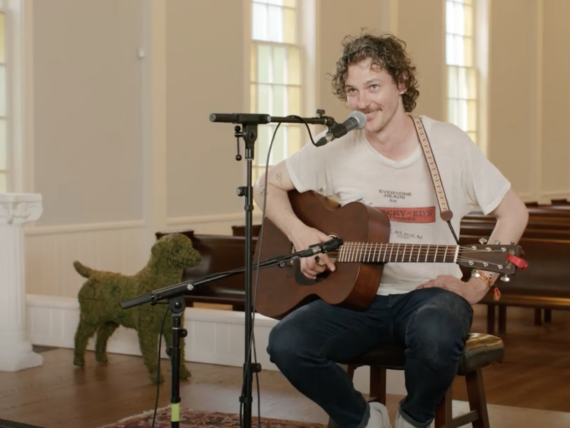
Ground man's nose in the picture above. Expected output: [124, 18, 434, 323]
[356, 92, 370, 110]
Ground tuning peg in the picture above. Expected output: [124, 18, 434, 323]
[500, 275, 510, 282]
[479, 238, 488, 244]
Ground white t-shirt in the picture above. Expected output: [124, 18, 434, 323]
[285, 115, 511, 295]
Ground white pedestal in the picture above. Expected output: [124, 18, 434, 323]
[0, 193, 43, 371]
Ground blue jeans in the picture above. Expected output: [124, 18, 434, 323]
[266, 287, 473, 428]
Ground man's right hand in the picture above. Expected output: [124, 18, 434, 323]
[290, 224, 336, 280]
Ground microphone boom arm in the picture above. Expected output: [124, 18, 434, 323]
[120, 237, 344, 309]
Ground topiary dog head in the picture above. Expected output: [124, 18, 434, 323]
[150, 233, 202, 270]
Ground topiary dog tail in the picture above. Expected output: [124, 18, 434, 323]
[73, 261, 93, 278]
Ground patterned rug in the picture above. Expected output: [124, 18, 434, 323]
[98, 406, 326, 428]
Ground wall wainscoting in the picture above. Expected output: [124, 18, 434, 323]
[25, 294, 407, 396]
[21, 211, 263, 299]
[538, 190, 570, 204]
[24, 221, 149, 298]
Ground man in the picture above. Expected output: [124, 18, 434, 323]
[252, 33, 528, 428]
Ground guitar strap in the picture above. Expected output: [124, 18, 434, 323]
[411, 115, 460, 245]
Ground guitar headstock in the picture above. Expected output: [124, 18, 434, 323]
[458, 243, 525, 276]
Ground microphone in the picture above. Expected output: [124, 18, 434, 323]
[315, 111, 366, 147]
[209, 113, 271, 124]
[298, 237, 344, 257]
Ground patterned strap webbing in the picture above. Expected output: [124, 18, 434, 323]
[411, 116, 459, 244]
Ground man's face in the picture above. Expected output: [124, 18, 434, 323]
[344, 58, 405, 134]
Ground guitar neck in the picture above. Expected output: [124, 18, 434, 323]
[335, 242, 461, 264]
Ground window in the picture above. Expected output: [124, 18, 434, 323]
[0, 7, 8, 192]
[250, 0, 303, 181]
[446, 0, 478, 145]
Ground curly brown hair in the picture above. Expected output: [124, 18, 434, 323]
[331, 33, 420, 112]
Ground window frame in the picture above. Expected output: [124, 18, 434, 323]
[249, 0, 305, 181]
[445, 0, 487, 152]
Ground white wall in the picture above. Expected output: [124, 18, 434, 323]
[33, 0, 144, 226]
[541, 0, 570, 197]
[488, 0, 570, 202]
[166, 0, 245, 220]
[397, 0, 446, 121]
[488, 0, 538, 200]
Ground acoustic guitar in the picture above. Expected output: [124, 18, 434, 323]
[253, 190, 524, 320]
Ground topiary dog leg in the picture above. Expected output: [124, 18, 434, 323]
[74, 317, 98, 367]
[137, 328, 164, 384]
[95, 321, 119, 364]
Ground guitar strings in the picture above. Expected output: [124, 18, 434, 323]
[336, 242, 510, 250]
[322, 243, 510, 268]
[328, 253, 507, 268]
[334, 243, 511, 254]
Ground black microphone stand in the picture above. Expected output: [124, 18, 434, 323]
[234, 118, 261, 428]
[207, 109, 337, 428]
[120, 237, 343, 428]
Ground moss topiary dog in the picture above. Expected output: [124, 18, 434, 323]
[72, 233, 201, 383]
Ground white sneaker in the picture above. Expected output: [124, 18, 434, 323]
[395, 412, 413, 428]
[394, 411, 433, 428]
[365, 401, 392, 428]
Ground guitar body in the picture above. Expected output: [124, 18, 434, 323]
[253, 190, 391, 320]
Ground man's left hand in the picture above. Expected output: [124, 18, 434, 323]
[416, 275, 489, 306]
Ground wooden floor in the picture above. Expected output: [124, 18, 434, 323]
[0, 305, 569, 428]
[452, 305, 570, 411]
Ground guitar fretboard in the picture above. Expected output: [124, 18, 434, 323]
[335, 242, 460, 264]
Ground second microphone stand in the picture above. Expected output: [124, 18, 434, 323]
[120, 237, 343, 428]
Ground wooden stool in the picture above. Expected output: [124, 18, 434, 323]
[328, 333, 503, 428]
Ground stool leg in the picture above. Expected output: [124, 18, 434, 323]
[434, 388, 452, 428]
[466, 370, 490, 428]
[369, 367, 386, 405]
[498, 306, 507, 335]
[486, 305, 495, 335]
[534, 308, 542, 326]
[545, 309, 552, 323]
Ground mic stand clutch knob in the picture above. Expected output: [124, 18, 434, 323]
[234, 125, 243, 161]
